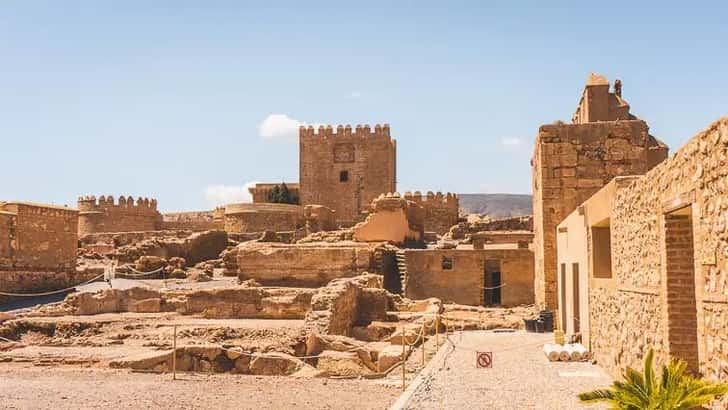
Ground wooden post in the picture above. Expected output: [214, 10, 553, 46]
[435, 314, 440, 350]
[172, 325, 177, 381]
[421, 326, 425, 367]
[401, 326, 406, 391]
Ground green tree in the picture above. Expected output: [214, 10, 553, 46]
[266, 185, 281, 203]
[578, 349, 728, 409]
[265, 183, 299, 205]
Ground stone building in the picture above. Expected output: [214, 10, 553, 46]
[556, 116, 728, 387]
[532, 74, 669, 309]
[248, 183, 300, 204]
[0, 202, 90, 298]
[223, 203, 304, 234]
[77, 195, 163, 236]
[403, 191, 459, 235]
[299, 124, 396, 226]
[161, 210, 224, 231]
[402, 247, 534, 307]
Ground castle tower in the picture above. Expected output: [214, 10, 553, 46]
[77, 194, 162, 236]
[532, 74, 669, 309]
[299, 123, 396, 226]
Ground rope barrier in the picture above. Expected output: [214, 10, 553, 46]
[122, 266, 165, 276]
[0, 274, 105, 297]
[480, 283, 507, 290]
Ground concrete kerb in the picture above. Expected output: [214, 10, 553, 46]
[388, 332, 455, 410]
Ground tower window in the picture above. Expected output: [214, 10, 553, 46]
[339, 170, 349, 182]
[441, 256, 453, 270]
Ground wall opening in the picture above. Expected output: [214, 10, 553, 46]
[484, 260, 501, 306]
[591, 219, 612, 279]
[560, 263, 567, 331]
[664, 206, 699, 373]
[441, 256, 453, 270]
[339, 170, 349, 182]
[380, 250, 402, 294]
[572, 262, 580, 333]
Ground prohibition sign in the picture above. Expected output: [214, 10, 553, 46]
[476, 351, 492, 368]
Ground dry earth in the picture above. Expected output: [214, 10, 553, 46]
[0, 363, 399, 409]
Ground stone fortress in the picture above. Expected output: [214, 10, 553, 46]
[1, 72, 727, 405]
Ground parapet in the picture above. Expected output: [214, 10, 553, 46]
[403, 191, 459, 207]
[299, 123, 391, 138]
[77, 195, 159, 213]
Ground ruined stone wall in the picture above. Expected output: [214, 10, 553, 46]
[0, 211, 15, 262]
[588, 116, 728, 382]
[224, 203, 304, 233]
[235, 241, 378, 287]
[532, 119, 668, 309]
[304, 205, 337, 233]
[572, 74, 631, 124]
[77, 195, 162, 236]
[161, 210, 223, 231]
[403, 248, 534, 307]
[403, 191, 459, 235]
[299, 124, 396, 226]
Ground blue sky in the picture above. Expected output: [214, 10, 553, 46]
[1, 1, 726, 212]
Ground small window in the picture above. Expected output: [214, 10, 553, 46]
[339, 170, 349, 182]
[441, 256, 453, 270]
[592, 224, 612, 279]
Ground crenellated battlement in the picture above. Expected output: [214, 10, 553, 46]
[299, 123, 391, 138]
[403, 191, 459, 207]
[77, 195, 158, 213]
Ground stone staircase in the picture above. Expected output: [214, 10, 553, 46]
[396, 250, 408, 295]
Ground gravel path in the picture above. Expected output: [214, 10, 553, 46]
[0, 364, 399, 409]
[404, 331, 611, 410]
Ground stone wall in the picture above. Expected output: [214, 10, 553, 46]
[299, 124, 396, 226]
[353, 193, 424, 244]
[304, 205, 337, 233]
[560, 116, 728, 385]
[532, 75, 668, 310]
[0, 202, 82, 301]
[403, 191, 459, 235]
[77, 195, 163, 236]
[224, 203, 304, 233]
[235, 241, 378, 287]
[161, 210, 224, 231]
[403, 248, 534, 307]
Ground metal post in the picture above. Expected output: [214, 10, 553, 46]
[172, 325, 177, 380]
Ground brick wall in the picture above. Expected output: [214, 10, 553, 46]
[403, 248, 534, 307]
[299, 124, 396, 226]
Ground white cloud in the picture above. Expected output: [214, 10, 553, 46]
[501, 137, 523, 147]
[204, 182, 256, 207]
[347, 91, 362, 99]
[258, 114, 302, 142]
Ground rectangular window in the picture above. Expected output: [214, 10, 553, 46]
[592, 224, 612, 278]
[339, 170, 349, 182]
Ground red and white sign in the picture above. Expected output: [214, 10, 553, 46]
[476, 351, 492, 368]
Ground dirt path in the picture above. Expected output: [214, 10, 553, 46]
[0, 363, 400, 409]
[403, 331, 611, 409]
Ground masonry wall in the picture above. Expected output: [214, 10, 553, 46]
[224, 203, 304, 233]
[161, 210, 224, 231]
[567, 117, 728, 388]
[532, 119, 668, 309]
[403, 191, 459, 235]
[403, 248, 534, 307]
[299, 124, 396, 226]
[0, 202, 86, 300]
[236, 241, 378, 287]
[78, 195, 163, 236]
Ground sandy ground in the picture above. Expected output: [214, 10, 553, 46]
[0, 363, 400, 409]
[404, 331, 612, 410]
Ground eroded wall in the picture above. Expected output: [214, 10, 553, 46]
[403, 192, 459, 235]
[403, 248, 534, 307]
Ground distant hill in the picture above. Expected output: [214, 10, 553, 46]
[458, 193, 532, 218]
